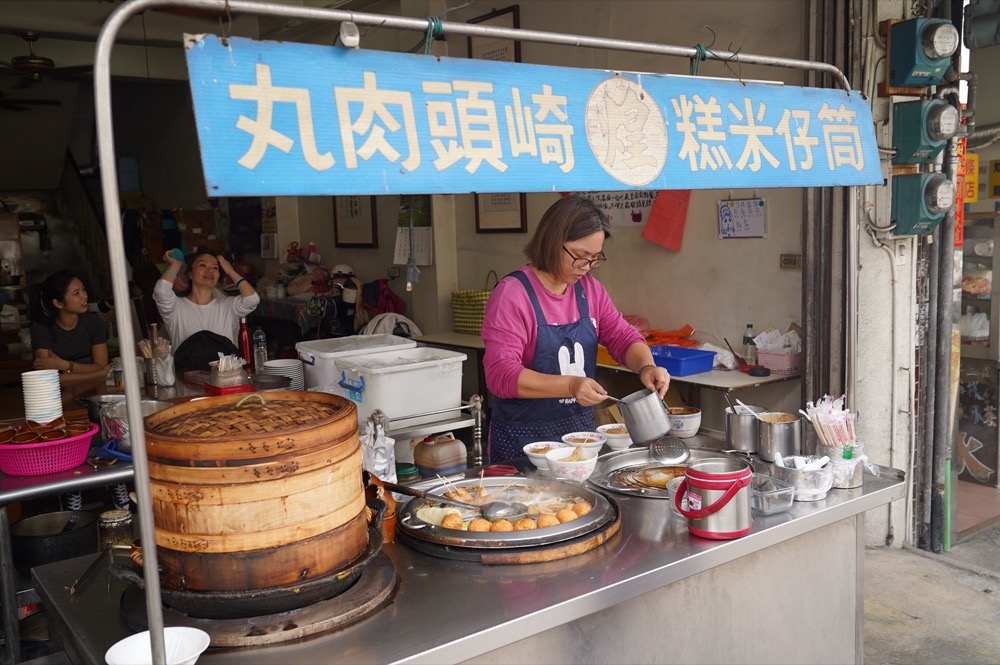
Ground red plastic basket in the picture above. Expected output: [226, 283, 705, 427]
[0, 424, 98, 476]
[757, 351, 802, 375]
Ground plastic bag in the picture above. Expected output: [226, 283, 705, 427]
[361, 421, 396, 483]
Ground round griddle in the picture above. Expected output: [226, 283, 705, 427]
[590, 447, 762, 498]
[396, 500, 621, 564]
[396, 477, 614, 549]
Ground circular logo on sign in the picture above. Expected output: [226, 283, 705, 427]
[585, 77, 667, 187]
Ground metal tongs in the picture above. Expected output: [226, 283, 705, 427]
[67, 547, 111, 596]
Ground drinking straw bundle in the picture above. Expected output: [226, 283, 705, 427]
[804, 394, 857, 459]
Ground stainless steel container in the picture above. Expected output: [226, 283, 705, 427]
[99, 398, 174, 453]
[617, 389, 671, 444]
[771, 457, 835, 501]
[674, 457, 752, 539]
[757, 412, 802, 462]
[725, 405, 766, 452]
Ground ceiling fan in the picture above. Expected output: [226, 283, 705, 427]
[1, 31, 91, 89]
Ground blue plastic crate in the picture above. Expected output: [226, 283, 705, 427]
[649, 346, 716, 377]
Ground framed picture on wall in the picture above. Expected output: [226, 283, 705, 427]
[334, 195, 378, 248]
[260, 232, 278, 259]
[468, 6, 527, 234]
[475, 192, 528, 233]
[466, 5, 521, 63]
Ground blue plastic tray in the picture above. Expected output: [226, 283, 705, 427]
[649, 346, 716, 377]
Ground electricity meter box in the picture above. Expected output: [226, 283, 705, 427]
[889, 18, 960, 86]
[892, 99, 960, 164]
[891, 173, 956, 235]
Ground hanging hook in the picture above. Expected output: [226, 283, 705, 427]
[699, 25, 718, 50]
[218, 0, 233, 46]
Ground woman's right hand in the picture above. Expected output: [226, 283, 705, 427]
[162, 250, 183, 272]
[568, 377, 611, 407]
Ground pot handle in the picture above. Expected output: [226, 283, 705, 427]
[109, 563, 145, 588]
[75, 398, 90, 410]
[674, 475, 751, 520]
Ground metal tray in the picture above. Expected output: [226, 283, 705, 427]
[589, 447, 759, 499]
[396, 477, 614, 548]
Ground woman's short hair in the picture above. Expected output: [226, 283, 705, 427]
[524, 195, 611, 274]
[28, 270, 83, 324]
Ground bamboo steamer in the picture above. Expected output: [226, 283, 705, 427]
[143, 391, 366, 592]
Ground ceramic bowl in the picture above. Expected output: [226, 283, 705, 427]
[560, 431, 608, 451]
[522, 441, 568, 470]
[105, 626, 210, 665]
[545, 446, 599, 482]
[668, 407, 702, 439]
[597, 423, 633, 450]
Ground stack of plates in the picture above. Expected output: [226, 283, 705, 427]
[261, 359, 304, 391]
[21, 369, 63, 424]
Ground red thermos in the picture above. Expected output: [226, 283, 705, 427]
[238, 317, 253, 374]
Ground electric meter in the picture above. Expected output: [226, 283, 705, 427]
[892, 99, 960, 164]
[891, 173, 956, 235]
[922, 22, 960, 60]
[889, 19, 959, 86]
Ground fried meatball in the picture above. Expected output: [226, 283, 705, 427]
[572, 502, 592, 516]
[514, 517, 537, 531]
[537, 513, 560, 528]
[440, 513, 464, 530]
[556, 509, 578, 523]
[490, 519, 514, 532]
[468, 518, 492, 532]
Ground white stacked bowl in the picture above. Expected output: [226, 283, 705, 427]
[21, 370, 63, 424]
[262, 359, 304, 391]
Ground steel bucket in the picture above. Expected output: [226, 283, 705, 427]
[617, 389, 671, 444]
[758, 412, 802, 462]
[725, 405, 766, 453]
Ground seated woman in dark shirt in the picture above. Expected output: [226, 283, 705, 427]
[29, 271, 111, 386]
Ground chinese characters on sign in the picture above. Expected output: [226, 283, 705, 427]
[184, 35, 882, 196]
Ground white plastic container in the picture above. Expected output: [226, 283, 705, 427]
[296, 334, 417, 389]
[313, 347, 467, 429]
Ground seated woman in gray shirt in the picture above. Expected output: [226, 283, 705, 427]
[29, 270, 112, 386]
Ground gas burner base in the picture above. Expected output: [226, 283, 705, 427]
[120, 552, 396, 647]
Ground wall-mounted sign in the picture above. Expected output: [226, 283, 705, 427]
[184, 34, 883, 197]
[577, 190, 658, 226]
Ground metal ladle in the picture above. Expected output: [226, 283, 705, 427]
[382, 481, 527, 522]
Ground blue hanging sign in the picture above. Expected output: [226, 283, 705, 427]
[184, 34, 883, 196]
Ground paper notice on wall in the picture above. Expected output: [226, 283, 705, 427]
[577, 190, 658, 227]
[393, 227, 433, 266]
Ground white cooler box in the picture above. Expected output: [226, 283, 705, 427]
[296, 334, 417, 389]
[312, 347, 467, 430]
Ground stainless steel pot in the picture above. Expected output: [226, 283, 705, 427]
[758, 412, 802, 462]
[99, 398, 174, 453]
[76, 393, 127, 426]
[617, 389, 671, 444]
[11, 510, 99, 576]
[725, 405, 766, 453]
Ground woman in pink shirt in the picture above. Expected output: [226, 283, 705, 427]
[481, 195, 670, 463]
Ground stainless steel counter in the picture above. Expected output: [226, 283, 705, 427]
[33, 442, 904, 665]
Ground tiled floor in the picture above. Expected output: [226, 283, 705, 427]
[957, 479, 1000, 535]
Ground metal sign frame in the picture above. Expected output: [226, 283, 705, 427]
[85, 2, 862, 663]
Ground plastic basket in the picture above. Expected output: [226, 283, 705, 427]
[649, 345, 716, 377]
[0, 424, 98, 476]
[758, 351, 801, 375]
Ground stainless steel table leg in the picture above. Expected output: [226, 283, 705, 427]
[0, 506, 19, 665]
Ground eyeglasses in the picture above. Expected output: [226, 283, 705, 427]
[563, 246, 607, 269]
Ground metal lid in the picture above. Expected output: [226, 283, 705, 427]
[649, 436, 691, 465]
[99, 509, 132, 525]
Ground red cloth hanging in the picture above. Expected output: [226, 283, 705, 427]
[641, 190, 692, 252]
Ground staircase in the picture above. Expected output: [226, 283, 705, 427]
[54, 151, 110, 298]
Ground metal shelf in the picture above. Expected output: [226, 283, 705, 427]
[390, 415, 476, 441]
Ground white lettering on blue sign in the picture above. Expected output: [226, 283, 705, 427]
[184, 34, 882, 195]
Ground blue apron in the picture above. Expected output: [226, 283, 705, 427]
[489, 271, 598, 463]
